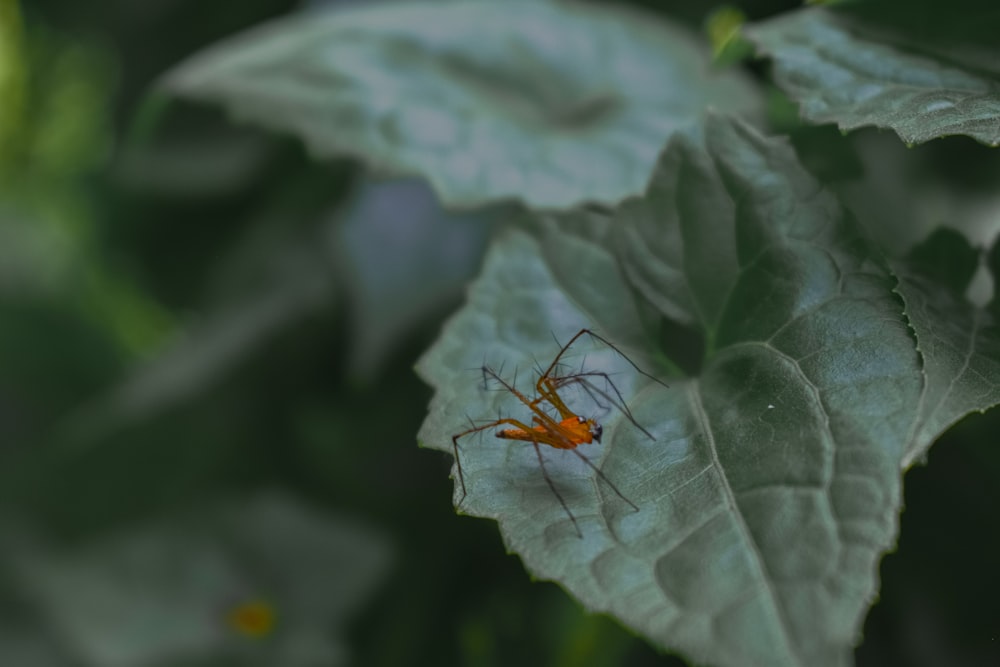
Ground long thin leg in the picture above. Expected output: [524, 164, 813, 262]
[482, 365, 574, 432]
[533, 440, 582, 538]
[570, 448, 640, 512]
[539, 329, 591, 395]
[452, 416, 560, 506]
[539, 329, 669, 398]
[544, 373, 656, 440]
[481, 358, 506, 391]
[479, 366, 542, 418]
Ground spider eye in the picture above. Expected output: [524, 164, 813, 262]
[593, 423, 603, 443]
[577, 416, 586, 424]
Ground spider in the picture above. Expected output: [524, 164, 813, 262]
[451, 329, 667, 537]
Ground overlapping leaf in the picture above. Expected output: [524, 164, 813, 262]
[746, 4, 1000, 145]
[164, 0, 760, 208]
[417, 114, 1000, 667]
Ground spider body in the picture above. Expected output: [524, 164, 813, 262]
[450, 328, 667, 537]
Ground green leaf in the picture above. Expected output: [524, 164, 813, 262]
[745, 5, 1000, 146]
[418, 115, 931, 666]
[4, 494, 391, 667]
[892, 231, 1000, 467]
[163, 0, 761, 208]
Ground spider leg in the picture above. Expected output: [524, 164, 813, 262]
[570, 448, 640, 513]
[550, 372, 656, 440]
[540, 329, 669, 394]
[451, 417, 513, 505]
[452, 415, 564, 506]
[482, 365, 571, 435]
[481, 359, 508, 391]
[533, 439, 582, 539]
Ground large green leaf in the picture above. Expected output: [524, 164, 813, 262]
[163, 0, 760, 208]
[418, 115, 974, 666]
[745, 4, 1000, 146]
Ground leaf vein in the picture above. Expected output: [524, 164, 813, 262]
[688, 381, 802, 665]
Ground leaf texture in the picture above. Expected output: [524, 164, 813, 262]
[418, 116, 932, 666]
[165, 0, 760, 208]
[746, 7, 1000, 146]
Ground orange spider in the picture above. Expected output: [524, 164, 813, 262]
[451, 328, 667, 537]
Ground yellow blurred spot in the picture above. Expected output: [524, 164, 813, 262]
[227, 600, 276, 639]
[705, 6, 747, 59]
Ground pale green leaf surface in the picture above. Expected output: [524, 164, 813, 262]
[746, 8, 1000, 146]
[418, 116, 924, 666]
[4, 494, 391, 667]
[164, 0, 761, 208]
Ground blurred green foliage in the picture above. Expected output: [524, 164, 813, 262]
[0, 0, 997, 666]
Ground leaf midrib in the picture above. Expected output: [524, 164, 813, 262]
[688, 380, 802, 666]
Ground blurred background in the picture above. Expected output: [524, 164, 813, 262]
[1, 0, 998, 665]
